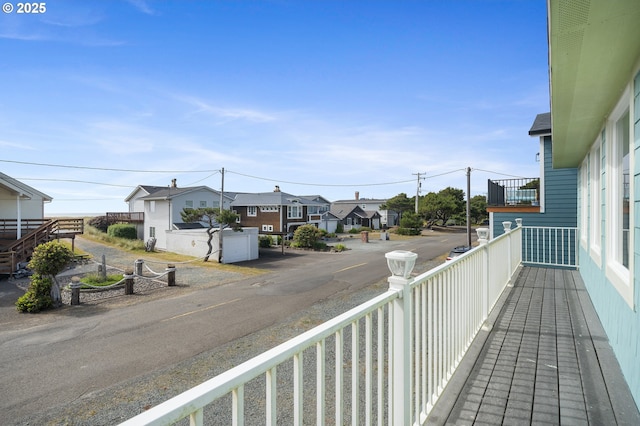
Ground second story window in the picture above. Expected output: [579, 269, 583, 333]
[288, 204, 302, 219]
[248, 206, 257, 217]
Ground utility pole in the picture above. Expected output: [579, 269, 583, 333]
[466, 167, 472, 247]
[412, 172, 425, 214]
[219, 167, 225, 263]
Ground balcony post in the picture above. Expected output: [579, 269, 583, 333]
[385, 250, 417, 425]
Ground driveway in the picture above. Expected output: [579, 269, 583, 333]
[0, 230, 471, 424]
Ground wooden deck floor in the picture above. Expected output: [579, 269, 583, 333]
[427, 266, 640, 425]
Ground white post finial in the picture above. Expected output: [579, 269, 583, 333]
[515, 218, 523, 227]
[502, 221, 512, 232]
[476, 227, 490, 245]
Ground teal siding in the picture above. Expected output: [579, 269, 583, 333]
[493, 136, 577, 235]
[578, 70, 640, 407]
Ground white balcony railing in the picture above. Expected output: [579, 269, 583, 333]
[120, 225, 524, 425]
[522, 226, 578, 268]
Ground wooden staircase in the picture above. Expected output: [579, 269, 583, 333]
[0, 218, 84, 275]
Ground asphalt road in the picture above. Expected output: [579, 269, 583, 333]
[0, 229, 470, 422]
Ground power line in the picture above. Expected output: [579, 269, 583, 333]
[227, 170, 415, 187]
[0, 159, 218, 173]
[16, 178, 135, 188]
[423, 169, 467, 179]
[472, 168, 528, 179]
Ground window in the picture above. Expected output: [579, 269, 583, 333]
[248, 206, 257, 217]
[589, 140, 601, 265]
[605, 86, 633, 308]
[200, 201, 207, 208]
[150, 200, 156, 213]
[288, 204, 302, 219]
[260, 206, 278, 212]
[149, 227, 156, 238]
[185, 200, 193, 208]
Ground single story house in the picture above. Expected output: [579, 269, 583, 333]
[331, 192, 398, 228]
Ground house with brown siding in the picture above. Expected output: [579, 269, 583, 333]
[230, 189, 329, 235]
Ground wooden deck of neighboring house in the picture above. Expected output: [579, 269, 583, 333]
[0, 218, 84, 275]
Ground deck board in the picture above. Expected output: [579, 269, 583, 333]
[427, 266, 640, 425]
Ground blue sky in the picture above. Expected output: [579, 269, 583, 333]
[0, 0, 549, 215]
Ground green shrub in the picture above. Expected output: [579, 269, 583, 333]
[259, 235, 273, 248]
[396, 227, 421, 236]
[293, 225, 323, 248]
[334, 243, 347, 252]
[336, 223, 344, 234]
[400, 212, 423, 230]
[16, 241, 73, 313]
[348, 228, 360, 234]
[28, 240, 73, 276]
[16, 274, 53, 313]
[107, 224, 137, 240]
[312, 241, 327, 251]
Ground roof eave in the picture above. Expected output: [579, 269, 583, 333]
[548, 0, 640, 168]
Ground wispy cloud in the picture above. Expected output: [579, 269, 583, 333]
[126, 0, 158, 16]
[177, 95, 278, 124]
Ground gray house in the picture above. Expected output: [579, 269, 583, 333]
[126, 180, 233, 250]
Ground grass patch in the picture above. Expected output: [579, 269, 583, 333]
[80, 273, 124, 288]
[84, 224, 145, 251]
[82, 223, 266, 276]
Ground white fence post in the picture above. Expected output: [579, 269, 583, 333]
[476, 229, 490, 319]
[385, 250, 417, 425]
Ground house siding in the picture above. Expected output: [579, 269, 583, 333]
[0, 187, 45, 219]
[492, 137, 578, 236]
[236, 206, 282, 232]
[577, 70, 640, 406]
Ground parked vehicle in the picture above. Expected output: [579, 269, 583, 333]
[446, 246, 472, 261]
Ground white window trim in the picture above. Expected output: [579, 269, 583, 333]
[589, 141, 602, 267]
[605, 84, 634, 308]
[538, 137, 546, 213]
[288, 205, 303, 219]
[580, 155, 589, 250]
[247, 206, 257, 217]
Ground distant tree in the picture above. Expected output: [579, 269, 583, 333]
[380, 193, 414, 220]
[470, 195, 488, 224]
[181, 207, 240, 262]
[420, 187, 465, 226]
